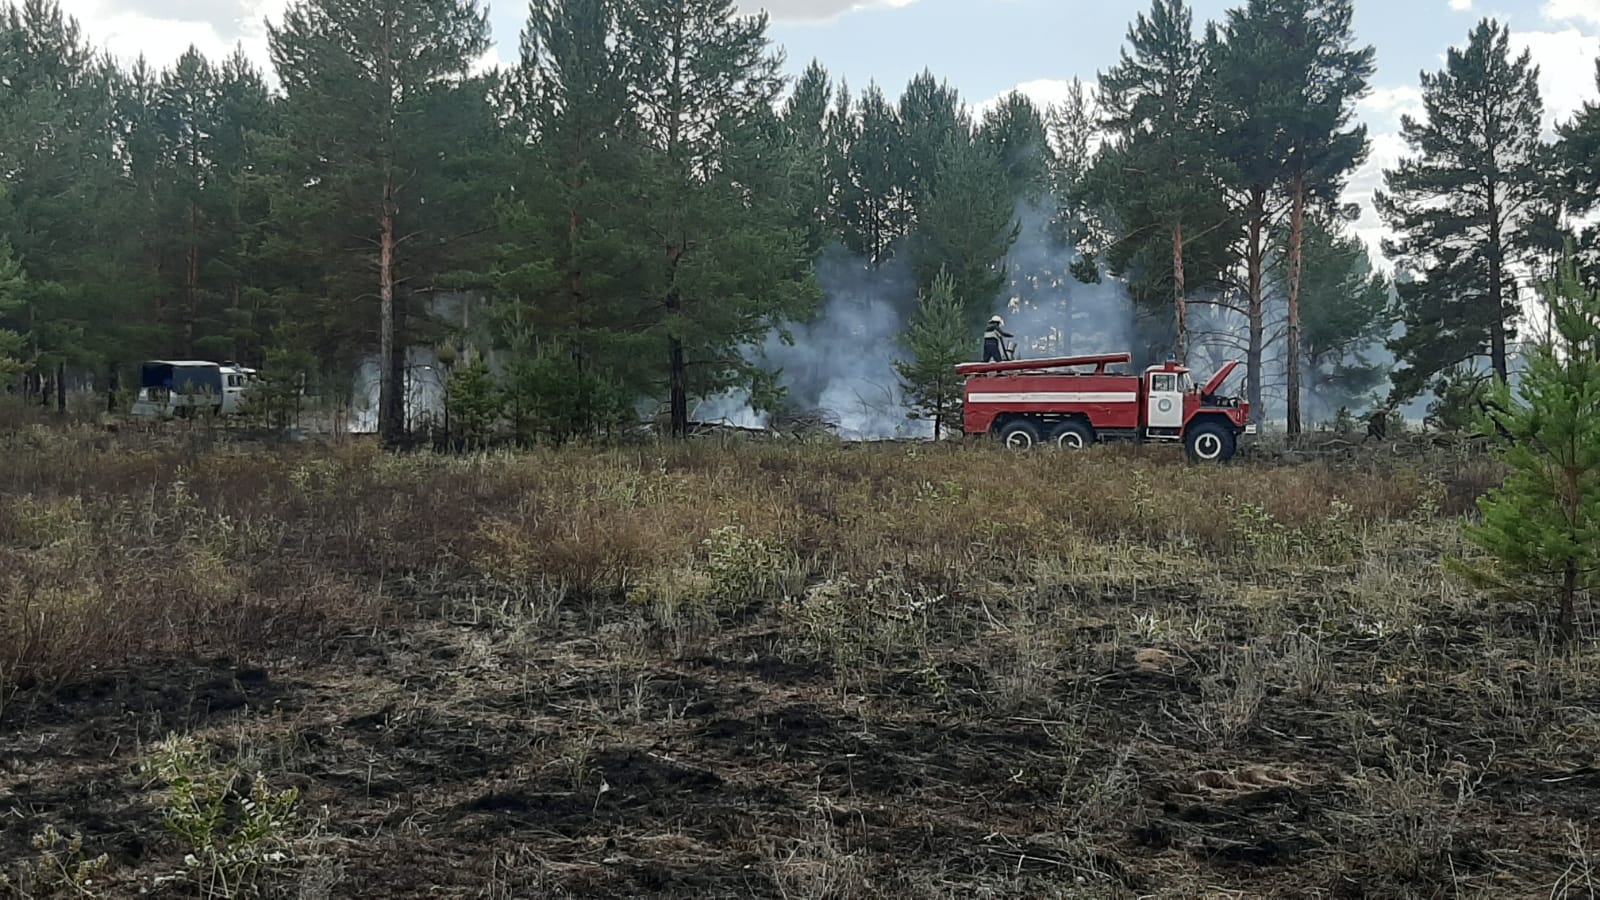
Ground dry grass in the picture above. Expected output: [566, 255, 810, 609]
[1, 426, 1595, 898]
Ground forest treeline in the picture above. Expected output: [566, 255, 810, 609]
[0, 0, 1598, 442]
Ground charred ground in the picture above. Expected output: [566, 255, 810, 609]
[1, 424, 1595, 898]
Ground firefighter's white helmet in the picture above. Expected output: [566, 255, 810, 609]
[989, 315, 1004, 327]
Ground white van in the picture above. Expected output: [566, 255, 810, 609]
[130, 360, 259, 418]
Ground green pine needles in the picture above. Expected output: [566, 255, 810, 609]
[1467, 251, 1600, 638]
[895, 269, 969, 440]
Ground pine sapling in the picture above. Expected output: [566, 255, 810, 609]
[895, 268, 969, 440]
[1466, 252, 1600, 639]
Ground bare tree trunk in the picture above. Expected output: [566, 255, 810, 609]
[1246, 186, 1266, 424]
[1286, 173, 1306, 437]
[186, 203, 200, 356]
[378, 175, 403, 447]
[376, 5, 403, 448]
[669, 335, 688, 438]
[1560, 557, 1578, 642]
[55, 360, 65, 413]
[1487, 180, 1509, 383]
[1172, 223, 1188, 365]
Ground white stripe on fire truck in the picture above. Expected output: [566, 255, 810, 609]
[966, 392, 1139, 404]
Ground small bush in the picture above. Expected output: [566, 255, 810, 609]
[702, 525, 795, 600]
[0, 824, 111, 897]
[141, 734, 304, 899]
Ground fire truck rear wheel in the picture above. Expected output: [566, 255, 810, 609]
[1049, 420, 1094, 450]
[1185, 421, 1237, 463]
[998, 419, 1041, 450]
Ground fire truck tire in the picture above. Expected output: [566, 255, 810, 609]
[997, 419, 1041, 450]
[1185, 421, 1237, 463]
[1049, 419, 1094, 450]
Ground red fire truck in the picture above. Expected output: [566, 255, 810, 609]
[956, 352, 1256, 462]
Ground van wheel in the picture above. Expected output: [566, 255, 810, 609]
[1049, 419, 1095, 450]
[1185, 421, 1237, 463]
[998, 419, 1041, 450]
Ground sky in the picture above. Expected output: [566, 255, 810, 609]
[44, 0, 1600, 263]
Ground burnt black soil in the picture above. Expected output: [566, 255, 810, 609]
[3, 591, 1597, 899]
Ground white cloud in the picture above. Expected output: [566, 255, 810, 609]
[974, 78, 1084, 119]
[1449, 0, 1472, 10]
[739, 0, 920, 25]
[1346, 131, 1411, 266]
[52, 0, 925, 74]
[1545, 0, 1600, 27]
[1357, 85, 1426, 132]
[1510, 28, 1600, 133]
[57, 0, 284, 70]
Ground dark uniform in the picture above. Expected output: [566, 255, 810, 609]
[983, 320, 1013, 363]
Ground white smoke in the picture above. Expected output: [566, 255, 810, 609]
[348, 347, 448, 434]
[694, 244, 932, 440]
[698, 202, 1147, 439]
[996, 200, 1136, 362]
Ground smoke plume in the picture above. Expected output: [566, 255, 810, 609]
[694, 244, 930, 439]
[995, 200, 1136, 362]
[699, 200, 1148, 439]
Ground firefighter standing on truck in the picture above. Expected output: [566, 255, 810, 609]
[983, 316, 1013, 362]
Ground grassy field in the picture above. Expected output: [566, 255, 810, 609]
[1, 423, 1596, 898]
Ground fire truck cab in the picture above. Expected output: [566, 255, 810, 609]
[956, 352, 1256, 462]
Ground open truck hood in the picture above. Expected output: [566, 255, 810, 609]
[1202, 360, 1241, 395]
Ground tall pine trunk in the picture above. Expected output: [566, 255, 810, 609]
[1172, 222, 1188, 365]
[186, 202, 200, 356]
[378, 174, 403, 447]
[669, 333, 688, 438]
[1286, 173, 1306, 437]
[1246, 187, 1266, 424]
[1487, 181, 1509, 383]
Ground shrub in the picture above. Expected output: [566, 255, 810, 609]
[703, 525, 794, 600]
[501, 349, 631, 446]
[141, 734, 303, 898]
[445, 356, 501, 449]
[0, 824, 111, 897]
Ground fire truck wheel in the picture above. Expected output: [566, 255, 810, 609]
[1049, 419, 1094, 450]
[1185, 421, 1237, 463]
[998, 419, 1041, 450]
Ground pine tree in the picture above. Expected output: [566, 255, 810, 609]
[0, 242, 26, 385]
[1048, 79, 1107, 293]
[0, 1, 130, 397]
[1211, 0, 1372, 432]
[1557, 59, 1600, 266]
[496, 0, 654, 431]
[1296, 218, 1393, 419]
[909, 134, 1018, 327]
[267, 0, 491, 446]
[1210, 11, 1280, 422]
[979, 91, 1052, 201]
[209, 51, 276, 364]
[782, 60, 835, 257]
[1088, 0, 1231, 364]
[835, 83, 906, 265]
[896, 70, 967, 219]
[1378, 19, 1545, 403]
[1467, 251, 1600, 639]
[1278, 0, 1372, 436]
[616, 0, 821, 437]
[895, 268, 968, 439]
[143, 46, 272, 362]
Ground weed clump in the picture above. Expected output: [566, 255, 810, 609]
[141, 734, 306, 898]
